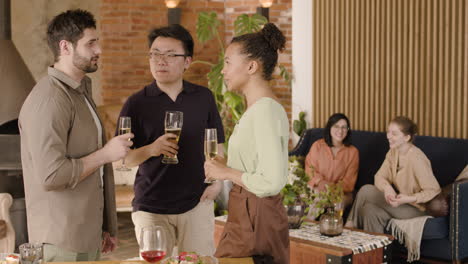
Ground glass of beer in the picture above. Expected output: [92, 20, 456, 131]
[204, 128, 218, 183]
[116, 116, 131, 171]
[162, 111, 183, 164]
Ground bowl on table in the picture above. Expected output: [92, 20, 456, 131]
[0, 253, 20, 264]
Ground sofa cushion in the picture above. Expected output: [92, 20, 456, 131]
[420, 238, 452, 260]
[349, 131, 389, 189]
[413, 136, 468, 187]
[422, 216, 449, 240]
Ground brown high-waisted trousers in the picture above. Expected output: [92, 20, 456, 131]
[214, 185, 290, 264]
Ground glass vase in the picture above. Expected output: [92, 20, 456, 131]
[319, 207, 343, 236]
[284, 201, 307, 229]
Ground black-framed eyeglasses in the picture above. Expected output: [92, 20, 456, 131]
[332, 125, 350, 131]
[148, 52, 186, 62]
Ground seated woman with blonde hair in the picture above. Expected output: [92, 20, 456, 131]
[345, 116, 441, 232]
[305, 113, 359, 209]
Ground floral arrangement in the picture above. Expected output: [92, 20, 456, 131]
[281, 156, 344, 218]
[313, 181, 344, 216]
[281, 156, 314, 207]
[164, 252, 217, 264]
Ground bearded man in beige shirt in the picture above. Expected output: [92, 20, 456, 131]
[19, 9, 133, 262]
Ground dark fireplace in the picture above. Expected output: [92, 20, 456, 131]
[0, 0, 35, 250]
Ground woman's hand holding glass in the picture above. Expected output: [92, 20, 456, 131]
[204, 158, 229, 182]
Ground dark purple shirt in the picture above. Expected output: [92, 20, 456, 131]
[118, 80, 225, 214]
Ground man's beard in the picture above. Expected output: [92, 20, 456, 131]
[73, 52, 99, 73]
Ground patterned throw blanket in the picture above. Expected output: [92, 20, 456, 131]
[288, 222, 392, 254]
[387, 216, 432, 262]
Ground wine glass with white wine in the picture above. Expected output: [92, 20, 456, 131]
[162, 111, 183, 164]
[204, 128, 218, 183]
[116, 116, 131, 171]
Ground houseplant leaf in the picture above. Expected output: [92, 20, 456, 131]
[207, 56, 225, 108]
[224, 91, 245, 121]
[196, 11, 220, 44]
[279, 64, 292, 88]
[234, 14, 268, 36]
[293, 111, 307, 136]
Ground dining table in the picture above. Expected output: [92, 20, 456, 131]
[49, 258, 254, 264]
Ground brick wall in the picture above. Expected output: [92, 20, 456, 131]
[100, 0, 292, 119]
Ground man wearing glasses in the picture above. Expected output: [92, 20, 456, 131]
[118, 24, 225, 256]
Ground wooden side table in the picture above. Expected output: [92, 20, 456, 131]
[214, 217, 394, 264]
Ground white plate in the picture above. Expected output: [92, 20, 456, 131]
[0, 253, 19, 261]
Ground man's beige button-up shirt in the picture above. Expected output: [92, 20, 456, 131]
[19, 67, 117, 252]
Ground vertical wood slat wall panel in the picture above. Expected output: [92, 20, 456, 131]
[312, 0, 468, 138]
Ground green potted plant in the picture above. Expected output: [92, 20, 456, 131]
[281, 156, 345, 232]
[312, 181, 344, 236]
[293, 111, 307, 137]
[313, 181, 344, 216]
[281, 156, 315, 228]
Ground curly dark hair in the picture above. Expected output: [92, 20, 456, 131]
[323, 113, 352, 147]
[390, 116, 418, 142]
[231, 23, 286, 80]
[47, 9, 96, 62]
[147, 24, 194, 57]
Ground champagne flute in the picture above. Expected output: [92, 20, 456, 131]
[162, 111, 183, 164]
[204, 128, 218, 183]
[140, 226, 167, 263]
[116, 116, 131, 171]
[334, 201, 344, 218]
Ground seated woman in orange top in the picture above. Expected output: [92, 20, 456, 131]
[305, 113, 359, 207]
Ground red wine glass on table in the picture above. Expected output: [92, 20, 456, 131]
[140, 226, 167, 263]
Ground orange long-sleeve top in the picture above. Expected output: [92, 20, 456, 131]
[305, 138, 359, 193]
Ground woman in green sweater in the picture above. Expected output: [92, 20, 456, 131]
[204, 23, 290, 264]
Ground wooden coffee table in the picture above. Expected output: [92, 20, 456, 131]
[214, 217, 393, 264]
